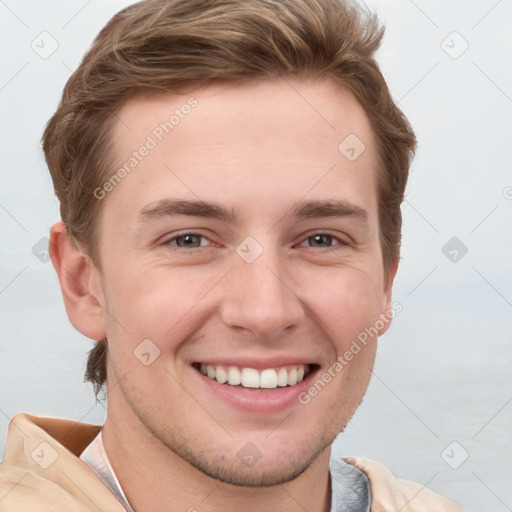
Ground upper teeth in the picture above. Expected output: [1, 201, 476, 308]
[199, 364, 307, 389]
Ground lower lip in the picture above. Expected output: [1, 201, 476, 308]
[192, 367, 319, 413]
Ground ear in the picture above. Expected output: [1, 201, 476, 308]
[377, 256, 399, 336]
[49, 221, 106, 340]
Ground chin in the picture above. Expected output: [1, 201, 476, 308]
[185, 442, 331, 487]
[156, 423, 340, 488]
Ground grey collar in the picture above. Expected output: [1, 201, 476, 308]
[329, 458, 371, 511]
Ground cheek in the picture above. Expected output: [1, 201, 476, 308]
[102, 264, 221, 354]
[300, 265, 385, 345]
[300, 269, 381, 407]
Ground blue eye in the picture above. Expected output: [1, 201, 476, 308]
[306, 234, 336, 248]
[299, 233, 346, 250]
[166, 233, 210, 248]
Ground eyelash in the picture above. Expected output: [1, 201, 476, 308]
[163, 231, 348, 252]
[298, 233, 348, 252]
[164, 232, 213, 249]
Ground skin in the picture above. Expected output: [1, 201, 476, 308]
[50, 78, 397, 512]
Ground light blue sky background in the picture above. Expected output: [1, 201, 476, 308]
[1, 0, 511, 510]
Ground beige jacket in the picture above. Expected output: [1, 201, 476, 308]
[0, 413, 465, 511]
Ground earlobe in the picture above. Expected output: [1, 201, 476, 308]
[49, 221, 106, 341]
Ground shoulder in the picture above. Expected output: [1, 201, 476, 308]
[0, 413, 123, 512]
[342, 457, 466, 511]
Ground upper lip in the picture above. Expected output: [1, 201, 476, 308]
[192, 357, 318, 370]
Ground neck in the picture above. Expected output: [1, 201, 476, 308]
[102, 402, 332, 512]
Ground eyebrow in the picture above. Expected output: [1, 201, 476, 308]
[137, 198, 368, 224]
[291, 199, 367, 222]
[138, 199, 239, 223]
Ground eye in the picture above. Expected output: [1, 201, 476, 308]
[165, 232, 212, 249]
[298, 233, 347, 250]
[300, 233, 344, 248]
[304, 234, 336, 248]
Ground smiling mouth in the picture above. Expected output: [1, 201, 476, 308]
[192, 363, 317, 390]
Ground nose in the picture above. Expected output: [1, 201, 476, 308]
[219, 249, 305, 340]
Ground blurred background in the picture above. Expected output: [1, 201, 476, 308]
[1, 0, 511, 509]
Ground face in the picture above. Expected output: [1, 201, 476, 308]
[89, 79, 394, 486]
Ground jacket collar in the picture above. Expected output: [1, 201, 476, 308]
[0, 413, 125, 511]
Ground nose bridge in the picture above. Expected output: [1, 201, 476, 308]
[220, 241, 304, 338]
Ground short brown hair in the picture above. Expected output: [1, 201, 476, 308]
[43, 0, 416, 394]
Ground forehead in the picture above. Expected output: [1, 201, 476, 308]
[106, 79, 379, 223]
[113, 78, 375, 159]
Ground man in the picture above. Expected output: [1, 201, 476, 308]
[0, 0, 465, 510]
